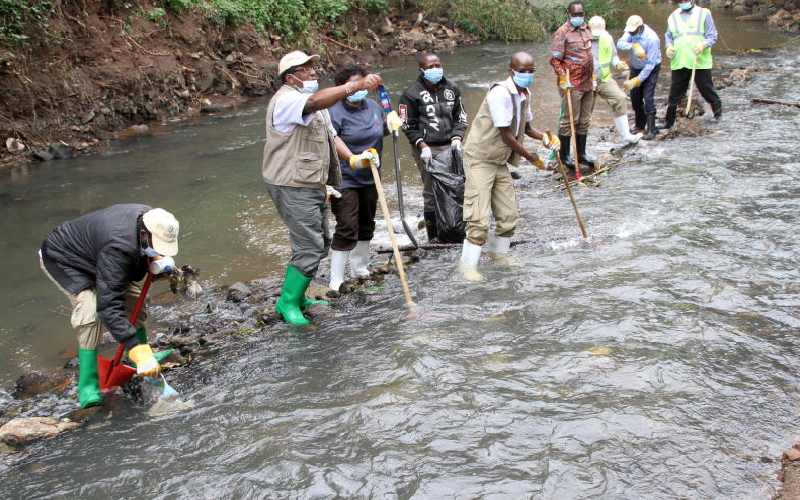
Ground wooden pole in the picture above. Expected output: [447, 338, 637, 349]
[685, 63, 697, 117]
[369, 162, 415, 308]
[564, 69, 583, 181]
[555, 152, 588, 239]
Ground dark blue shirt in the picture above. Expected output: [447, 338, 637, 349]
[329, 99, 386, 189]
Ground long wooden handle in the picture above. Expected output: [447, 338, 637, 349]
[564, 69, 582, 181]
[555, 153, 588, 239]
[685, 66, 697, 116]
[369, 163, 415, 307]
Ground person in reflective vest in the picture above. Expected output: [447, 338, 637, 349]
[663, 0, 722, 128]
[588, 15, 642, 146]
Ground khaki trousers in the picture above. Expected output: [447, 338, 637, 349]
[39, 251, 146, 349]
[462, 158, 518, 246]
[594, 79, 627, 117]
[558, 89, 595, 136]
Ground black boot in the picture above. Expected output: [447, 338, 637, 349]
[664, 105, 677, 129]
[576, 134, 594, 170]
[643, 113, 658, 140]
[558, 134, 574, 170]
[634, 110, 646, 133]
[711, 100, 722, 120]
[423, 211, 438, 243]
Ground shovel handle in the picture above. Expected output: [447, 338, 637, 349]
[110, 273, 155, 368]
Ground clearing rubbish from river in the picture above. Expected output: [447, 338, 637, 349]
[2, 3, 800, 497]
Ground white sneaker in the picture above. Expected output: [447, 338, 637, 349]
[614, 115, 642, 145]
[329, 250, 348, 292]
[349, 240, 371, 279]
[458, 239, 484, 282]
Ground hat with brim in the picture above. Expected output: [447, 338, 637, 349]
[625, 15, 644, 33]
[278, 51, 320, 77]
[588, 16, 605, 37]
[143, 208, 179, 257]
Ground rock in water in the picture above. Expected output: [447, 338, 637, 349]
[226, 282, 252, 302]
[13, 371, 73, 399]
[0, 417, 80, 447]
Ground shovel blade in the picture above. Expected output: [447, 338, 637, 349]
[97, 354, 136, 390]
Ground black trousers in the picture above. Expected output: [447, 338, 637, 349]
[330, 185, 378, 251]
[668, 68, 721, 115]
[631, 64, 660, 129]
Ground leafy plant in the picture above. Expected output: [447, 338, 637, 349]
[0, 0, 52, 45]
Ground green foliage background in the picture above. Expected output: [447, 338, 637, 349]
[1, 0, 618, 45]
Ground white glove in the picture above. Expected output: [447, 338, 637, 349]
[666, 46, 676, 59]
[420, 146, 432, 164]
[386, 111, 403, 133]
[451, 137, 462, 153]
[149, 256, 175, 275]
[326, 186, 342, 199]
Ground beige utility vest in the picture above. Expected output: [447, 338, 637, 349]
[261, 85, 341, 188]
[464, 78, 529, 167]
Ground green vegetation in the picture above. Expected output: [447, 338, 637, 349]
[0, 0, 51, 44]
[1, 0, 619, 46]
[420, 0, 620, 42]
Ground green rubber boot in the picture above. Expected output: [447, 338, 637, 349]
[77, 348, 104, 408]
[131, 326, 174, 364]
[135, 325, 148, 344]
[301, 296, 329, 310]
[275, 265, 311, 326]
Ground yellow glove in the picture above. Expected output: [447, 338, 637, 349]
[632, 43, 646, 59]
[386, 111, 403, 133]
[615, 61, 629, 72]
[129, 344, 160, 378]
[694, 42, 706, 55]
[666, 46, 676, 59]
[349, 148, 380, 170]
[558, 73, 572, 90]
[532, 156, 546, 170]
[542, 131, 560, 151]
[623, 77, 641, 92]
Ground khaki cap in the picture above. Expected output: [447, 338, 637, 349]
[625, 15, 644, 33]
[143, 208, 179, 257]
[278, 50, 320, 77]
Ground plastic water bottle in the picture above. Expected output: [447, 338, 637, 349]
[377, 85, 393, 114]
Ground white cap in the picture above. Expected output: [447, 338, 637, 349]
[588, 16, 606, 37]
[625, 15, 644, 33]
[278, 50, 320, 77]
[143, 208, 179, 257]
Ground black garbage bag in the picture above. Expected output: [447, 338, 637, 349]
[427, 148, 466, 243]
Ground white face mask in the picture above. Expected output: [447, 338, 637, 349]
[289, 74, 318, 94]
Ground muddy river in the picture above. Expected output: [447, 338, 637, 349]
[1, 3, 798, 497]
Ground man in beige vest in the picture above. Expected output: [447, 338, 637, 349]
[262, 51, 389, 326]
[459, 52, 555, 281]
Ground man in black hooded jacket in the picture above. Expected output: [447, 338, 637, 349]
[39, 204, 179, 408]
[400, 52, 468, 242]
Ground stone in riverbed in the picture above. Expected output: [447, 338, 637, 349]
[13, 371, 73, 399]
[0, 417, 80, 447]
[226, 282, 252, 302]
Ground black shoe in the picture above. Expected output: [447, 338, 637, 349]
[576, 134, 594, 169]
[634, 111, 646, 132]
[643, 113, 659, 140]
[423, 211, 438, 242]
[558, 134, 574, 169]
[664, 105, 677, 129]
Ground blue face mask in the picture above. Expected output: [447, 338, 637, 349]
[512, 70, 534, 89]
[679, 1, 693, 10]
[422, 67, 444, 84]
[570, 16, 584, 27]
[346, 89, 369, 103]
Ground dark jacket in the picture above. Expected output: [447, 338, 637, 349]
[41, 204, 150, 349]
[399, 75, 468, 147]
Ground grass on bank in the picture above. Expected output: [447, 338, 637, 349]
[1, 0, 619, 46]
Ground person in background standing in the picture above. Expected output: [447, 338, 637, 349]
[616, 14, 662, 140]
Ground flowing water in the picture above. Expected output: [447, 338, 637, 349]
[1, 5, 799, 498]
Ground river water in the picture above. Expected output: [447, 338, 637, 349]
[2, 4, 799, 498]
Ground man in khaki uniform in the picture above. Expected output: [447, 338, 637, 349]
[262, 51, 394, 326]
[459, 52, 553, 281]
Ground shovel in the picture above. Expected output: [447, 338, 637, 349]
[97, 272, 154, 390]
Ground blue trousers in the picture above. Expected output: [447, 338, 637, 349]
[630, 64, 660, 129]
